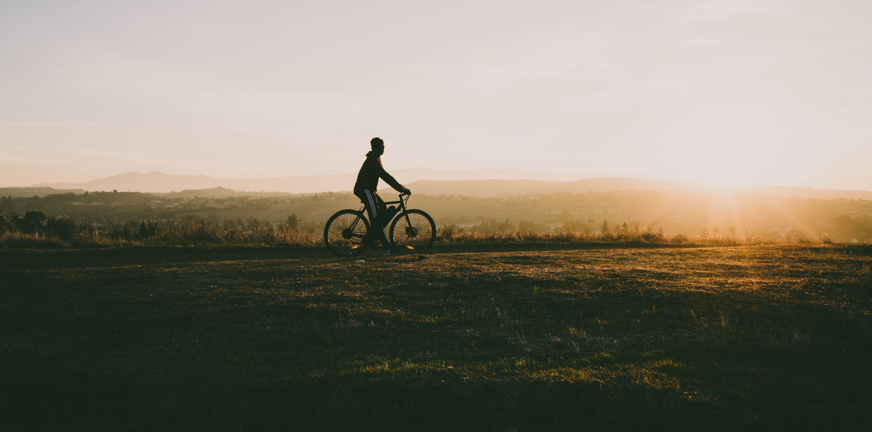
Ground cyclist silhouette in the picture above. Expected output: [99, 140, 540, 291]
[354, 137, 410, 255]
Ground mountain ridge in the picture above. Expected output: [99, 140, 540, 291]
[405, 178, 872, 200]
[31, 169, 595, 194]
[29, 171, 872, 201]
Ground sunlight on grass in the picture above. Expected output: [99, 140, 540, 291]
[2, 244, 870, 430]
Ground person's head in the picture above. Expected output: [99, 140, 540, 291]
[370, 137, 384, 156]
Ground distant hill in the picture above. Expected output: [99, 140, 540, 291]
[393, 168, 592, 182]
[27, 171, 872, 201]
[160, 187, 303, 199]
[405, 177, 709, 197]
[406, 179, 563, 197]
[406, 178, 872, 200]
[35, 171, 354, 194]
[33, 169, 594, 194]
[0, 187, 85, 197]
[406, 177, 703, 197]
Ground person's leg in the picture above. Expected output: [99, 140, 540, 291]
[355, 191, 377, 245]
[360, 189, 391, 249]
[372, 192, 388, 226]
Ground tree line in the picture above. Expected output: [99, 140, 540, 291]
[0, 210, 78, 241]
[0, 211, 310, 244]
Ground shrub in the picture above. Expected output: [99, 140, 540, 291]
[0, 232, 66, 249]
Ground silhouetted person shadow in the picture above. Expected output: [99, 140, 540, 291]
[353, 137, 410, 255]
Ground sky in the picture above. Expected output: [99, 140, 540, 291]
[1, 0, 871, 189]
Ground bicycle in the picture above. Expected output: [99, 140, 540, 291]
[323, 192, 436, 257]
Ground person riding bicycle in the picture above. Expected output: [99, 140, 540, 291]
[354, 137, 410, 255]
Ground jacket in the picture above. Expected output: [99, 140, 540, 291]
[353, 152, 405, 195]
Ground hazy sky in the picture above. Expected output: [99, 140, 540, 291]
[2, 0, 871, 189]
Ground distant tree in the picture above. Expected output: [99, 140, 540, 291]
[620, 222, 628, 233]
[45, 217, 77, 241]
[138, 221, 149, 239]
[0, 196, 15, 213]
[246, 217, 263, 231]
[600, 220, 610, 235]
[18, 211, 46, 235]
[559, 220, 589, 233]
[0, 211, 5, 234]
[287, 214, 299, 231]
[518, 220, 539, 233]
[475, 219, 515, 233]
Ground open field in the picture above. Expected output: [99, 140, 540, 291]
[2, 244, 871, 431]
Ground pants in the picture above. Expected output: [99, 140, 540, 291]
[355, 189, 389, 248]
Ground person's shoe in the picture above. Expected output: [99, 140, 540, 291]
[382, 248, 400, 256]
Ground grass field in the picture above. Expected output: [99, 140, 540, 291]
[2, 244, 871, 431]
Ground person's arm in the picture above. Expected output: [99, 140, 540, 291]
[377, 159, 409, 193]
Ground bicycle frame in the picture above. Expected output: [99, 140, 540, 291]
[352, 192, 411, 233]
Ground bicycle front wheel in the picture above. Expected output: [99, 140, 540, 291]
[389, 209, 436, 254]
[324, 210, 370, 257]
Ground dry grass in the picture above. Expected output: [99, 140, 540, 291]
[1, 244, 871, 431]
[1, 226, 830, 250]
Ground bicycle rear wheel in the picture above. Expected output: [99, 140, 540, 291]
[324, 210, 370, 257]
[389, 209, 436, 254]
